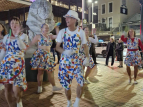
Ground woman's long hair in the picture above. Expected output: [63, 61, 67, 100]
[127, 30, 136, 38]
[0, 23, 7, 36]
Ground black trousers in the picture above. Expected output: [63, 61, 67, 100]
[106, 54, 114, 66]
[92, 53, 96, 64]
[50, 48, 55, 61]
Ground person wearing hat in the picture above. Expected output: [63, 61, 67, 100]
[56, 10, 90, 107]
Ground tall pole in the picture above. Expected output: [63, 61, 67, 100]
[82, 0, 85, 28]
[140, 0, 143, 43]
[92, 2, 94, 34]
[69, 0, 70, 9]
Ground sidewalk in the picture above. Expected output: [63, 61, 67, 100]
[1, 59, 143, 107]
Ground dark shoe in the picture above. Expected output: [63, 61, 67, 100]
[95, 62, 99, 64]
[119, 66, 123, 68]
[105, 64, 108, 66]
[118, 65, 121, 67]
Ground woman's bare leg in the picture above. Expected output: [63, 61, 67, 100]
[4, 84, 13, 107]
[37, 69, 44, 86]
[134, 65, 138, 81]
[47, 71, 55, 86]
[13, 85, 23, 102]
[37, 69, 44, 93]
[47, 70, 62, 91]
[126, 66, 131, 83]
[84, 67, 92, 80]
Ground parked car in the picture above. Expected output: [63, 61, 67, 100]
[123, 44, 127, 57]
[95, 42, 108, 58]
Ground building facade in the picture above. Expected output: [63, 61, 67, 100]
[93, 0, 141, 41]
[98, 0, 140, 29]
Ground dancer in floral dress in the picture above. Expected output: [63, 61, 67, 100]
[29, 23, 62, 93]
[81, 27, 98, 84]
[56, 10, 89, 107]
[0, 17, 28, 107]
[0, 23, 7, 91]
[121, 29, 143, 84]
[0, 23, 7, 51]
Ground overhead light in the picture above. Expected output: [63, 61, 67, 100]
[30, 0, 36, 2]
[93, 13, 97, 15]
[128, 22, 133, 24]
[88, 0, 92, 2]
[95, 1, 98, 3]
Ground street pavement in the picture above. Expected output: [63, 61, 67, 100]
[1, 57, 143, 107]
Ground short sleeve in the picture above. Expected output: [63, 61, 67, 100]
[20, 33, 29, 48]
[3, 34, 8, 45]
[56, 29, 65, 43]
[2, 34, 9, 51]
[80, 30, 87, 44]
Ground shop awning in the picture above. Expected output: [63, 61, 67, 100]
[0, 0, 29, 12]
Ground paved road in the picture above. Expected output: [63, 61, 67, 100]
[1, 57, 143, 107]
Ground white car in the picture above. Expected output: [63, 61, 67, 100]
[123, 44, 127, 57]
[95, 42, 108, 58]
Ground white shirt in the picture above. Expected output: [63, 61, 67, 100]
[3, 33, 28, 45]
[88, 34, 98, 44]
[56, 27, 87, 45]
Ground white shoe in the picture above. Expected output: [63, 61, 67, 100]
[73, 103, 79, 107]
[0, 84, 4, 90]
[37, 86, 42, 93]
[53, 86, 62, 91]
[67, 101, 72, 107]
[73, 98, 80, 107]
[85, 80, 90, 84]
[134, 81, 138, 84]
[128, 79, 131, 84]
[17, 100, 23, 107]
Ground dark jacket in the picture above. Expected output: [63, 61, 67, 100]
[106, 42, 116, 58]
[116, 42, 124, 61]
[89, 43, 96, 64]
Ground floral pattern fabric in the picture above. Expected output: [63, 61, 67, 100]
[80, 41, 95, 68]
[58, 27, 84, 90]
[124, 37, 142, 66]
[0, 34, 28, 91]
[30, 48, 56, 71]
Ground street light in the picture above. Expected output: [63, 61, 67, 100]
[95, 1, 98, 4]
[88, 0, 92, 3]
[138, 0, 143, 42]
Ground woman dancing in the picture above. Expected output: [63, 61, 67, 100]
[0, 23, 7, 90]
[121, 29, 143, 84]
[0, 17, 28, 107]
[29, 23, 62, 93]
[0, 23, 7, 49]
[81, 27, 98, 84]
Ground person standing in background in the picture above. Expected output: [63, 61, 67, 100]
[116, 38, 124, 68]
[51, 39, 56, 61]
[89, 32, 99, 64]
[105, 38, 116, 67]
[55, 42, 63, 64]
